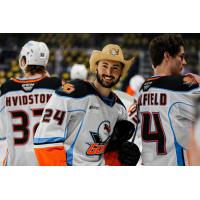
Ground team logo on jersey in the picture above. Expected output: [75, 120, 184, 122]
[22, 83, 35, 92]
[143, 81, 152, 91]
[86, 121, 111, 156]
[63, 83, 75, 94]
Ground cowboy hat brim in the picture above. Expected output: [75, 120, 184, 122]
[89, 50, 134, 75]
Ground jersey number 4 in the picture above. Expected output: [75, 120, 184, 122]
[141, 112, 167, 155]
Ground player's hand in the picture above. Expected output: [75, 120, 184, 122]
[105, 120, 135, 152]
[185, 73, 200, 84]
[118, 141, 141, 166]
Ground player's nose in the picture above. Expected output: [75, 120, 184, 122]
[183, 57, 187, 65]
[105, 67, 112, 76]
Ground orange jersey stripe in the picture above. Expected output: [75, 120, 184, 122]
[11, 76, 46, 84]
[34, 146, 67, 166]
[146, 77, 160, 81]
[126, 85, 135, 96]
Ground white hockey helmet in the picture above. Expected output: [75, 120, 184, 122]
[70, 64, 88, 80]
[129, 75, 145, 93]
[19, 40, 49, 72]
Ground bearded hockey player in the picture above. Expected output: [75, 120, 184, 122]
[0, 41, 62, 165]
[34, 44, 140, 166]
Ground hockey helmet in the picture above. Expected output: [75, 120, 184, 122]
[19, 40, 49, 72]
[129, 75, 145, 93]
[70, 64, 88, 80]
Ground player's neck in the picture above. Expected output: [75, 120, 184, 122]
[24, 73, 43, 79]
[154, 65, 172, 76]
[93, 80, 111, 97]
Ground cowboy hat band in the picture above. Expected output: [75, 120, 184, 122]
[89, 44, 134, 75]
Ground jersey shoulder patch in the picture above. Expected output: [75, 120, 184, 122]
[0, 79, 18, 96]
[55, 80, 94, 98]
[40, 77, 62, 90]
[141, 75, 199, 92]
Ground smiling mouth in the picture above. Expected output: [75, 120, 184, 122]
[103, 76, 114, 81]
[104, 77, 113, 81]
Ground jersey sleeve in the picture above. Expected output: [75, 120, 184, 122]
[34, 92, 69, 166]
[0, 136, 8, 166]
[0, 92, 6, 138]
[0, 115, 8, 166]
[170, 102, 194, 149]
[169, 86, 200, 149]
[0, 91, 8, 166]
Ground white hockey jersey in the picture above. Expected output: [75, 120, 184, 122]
[34, 80, 128, 166]
[0, 76, 62, 165]
[136, 75, 200, 166]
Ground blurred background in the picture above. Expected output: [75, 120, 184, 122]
[0, 33, 200, 91]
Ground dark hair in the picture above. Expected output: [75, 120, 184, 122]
[25, 65, 46, 75]
[21, 56, 46, 75]
[149, 34, 185, 67]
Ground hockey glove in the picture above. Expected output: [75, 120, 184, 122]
[118, 141, 141, 166]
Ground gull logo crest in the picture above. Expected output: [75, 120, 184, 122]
[86, 121, 111, 156]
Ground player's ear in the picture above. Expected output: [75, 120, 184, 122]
[164, 51, 170, 61]
[95, 61, 99, 71]
[44, 70, 50, 77]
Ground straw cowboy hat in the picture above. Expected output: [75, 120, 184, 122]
[89, 44, 134, 75]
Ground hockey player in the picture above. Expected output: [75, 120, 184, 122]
[34, 44, 140, 166]
[0, 41, 62, 165]
[136, 34, 200, 166]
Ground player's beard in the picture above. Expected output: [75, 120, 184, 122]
[96, 71, 121, 88]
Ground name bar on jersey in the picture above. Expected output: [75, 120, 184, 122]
[138, 93, 167, 106]
[6, 93, 52, 107]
